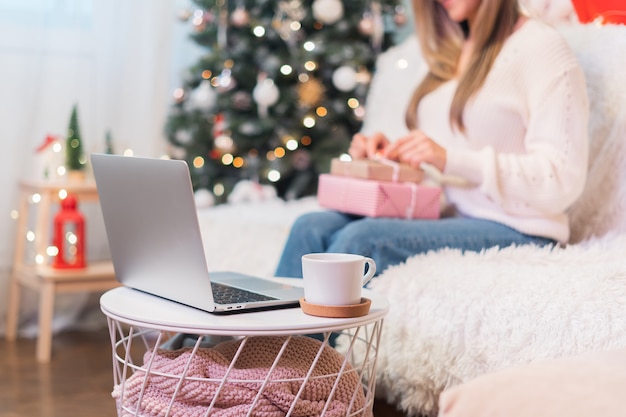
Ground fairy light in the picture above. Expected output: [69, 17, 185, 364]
[253, 26, 265, 37]
[192, 9, 203, 26]
[267, 169, 281, 182]
[193, 156, 205, 168]
[232, 157, 244, 168]
[213, 183, 225, 196]
[303, 116, 316, 128]
[66, 231, 78, 245]
[286, 139, 298, 151]
[221, 154, 234, 165]
[31, 193, 41, 204]
[347, 98, 360, 108]
[274, 147, 286, 158]
[58, 189, 68, 200]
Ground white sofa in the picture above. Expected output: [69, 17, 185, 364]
[198, 23, 626, 417]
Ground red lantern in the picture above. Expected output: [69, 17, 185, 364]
[52, 194, 86, 269]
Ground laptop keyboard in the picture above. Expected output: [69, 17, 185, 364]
[210, 282, 277, 304]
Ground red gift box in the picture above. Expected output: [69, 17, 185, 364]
[317, 174, 441, 219]
[330, 158, 424, 183]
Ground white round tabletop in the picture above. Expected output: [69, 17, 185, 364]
[100, 283, 389, 336]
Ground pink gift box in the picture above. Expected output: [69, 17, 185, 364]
[317, 174, 441, 219]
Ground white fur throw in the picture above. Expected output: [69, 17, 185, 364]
[370, 234, 626, 416]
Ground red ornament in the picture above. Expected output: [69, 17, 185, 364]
[52, 194, 86, 269]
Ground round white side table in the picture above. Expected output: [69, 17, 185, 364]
[100, 283, 388, 417]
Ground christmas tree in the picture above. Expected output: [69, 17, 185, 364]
[65, 104, 85, 172]
[166, 0, 405, 203]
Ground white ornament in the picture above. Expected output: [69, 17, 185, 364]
[252, 74, 280, 117]
[194, 188, 215, 208]
[358, 15, 374, 35]
[312, 0, 344, 25]
[230, 6, 250, 27]
[175, 129, 193, 144]
[188, 80, 216, 111]
[253, 78, 279, 106]
[332, 66, 358, 91]
[214, 134, 234, 152]
[227, 180, 278, 204]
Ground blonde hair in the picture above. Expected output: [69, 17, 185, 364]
[405, 0, 521, 132]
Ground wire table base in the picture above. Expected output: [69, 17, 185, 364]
[106, 318, 385, 417]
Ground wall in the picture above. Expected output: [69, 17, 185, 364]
[0, 0, 202, 335]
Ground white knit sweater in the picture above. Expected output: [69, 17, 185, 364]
[418, 19, 589, 243]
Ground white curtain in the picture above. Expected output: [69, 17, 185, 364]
[0, 0, 202, 334]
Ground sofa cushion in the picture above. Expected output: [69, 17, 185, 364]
[439, 348, 626, 417]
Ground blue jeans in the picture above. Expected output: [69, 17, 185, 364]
[275, 211, 556, 278]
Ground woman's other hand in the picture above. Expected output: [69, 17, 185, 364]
[384, 129, 447, 172]
[349, 132, 390, 160]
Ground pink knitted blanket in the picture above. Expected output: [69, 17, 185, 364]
[112, 336, 366, 417]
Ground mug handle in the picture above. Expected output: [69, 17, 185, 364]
[362, 257, 376, 287]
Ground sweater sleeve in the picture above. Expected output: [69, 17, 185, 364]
[444, 33, 589, 217]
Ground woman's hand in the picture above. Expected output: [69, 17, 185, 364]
[349, 132, 390, 160]
[384, 129, 447, 172]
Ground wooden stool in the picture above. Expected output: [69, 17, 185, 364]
[5, 179, 118, 363]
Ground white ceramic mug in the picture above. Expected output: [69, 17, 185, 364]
[301, 253, 376, 306]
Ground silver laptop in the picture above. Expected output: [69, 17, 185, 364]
[91, 153, 303, 313]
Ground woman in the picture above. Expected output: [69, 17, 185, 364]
[276, 0, 589, 278]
